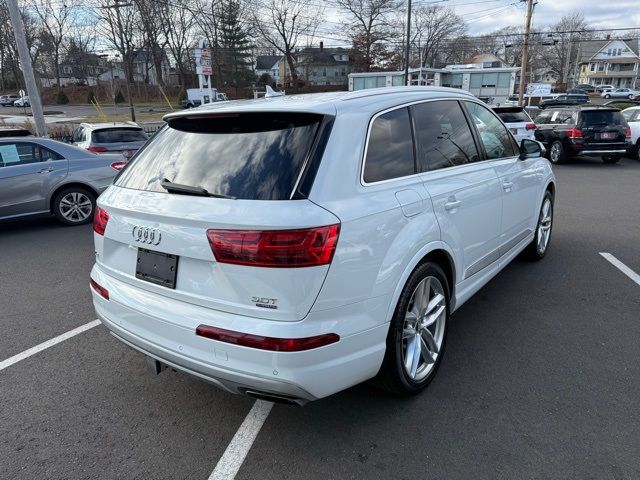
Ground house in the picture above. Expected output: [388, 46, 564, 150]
[577, 38, 640, 89]
[39, 53, 109, 87]
[288, 44, 353, 86]
[534, 68, 559, 85]
[255, 55, 283, 84]
[97, 48, 172, 86]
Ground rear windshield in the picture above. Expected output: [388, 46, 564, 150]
[580, 110, 626, 126]
[92, 128, 148, 143]
[494, 109, 531, 123]
[115, 112, 323, 200]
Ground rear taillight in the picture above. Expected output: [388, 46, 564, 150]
[90, 279, 109, 300]
[110, 161, 127, 171]
[525, 123, 536, 130]
[88, 146, 108, 153]
[196, 325, 339, 352]
[93, 207, 109, 235]
[625, 127, 632, 138]
[206, 224, 340, 268]
[567, 128, 583, 138]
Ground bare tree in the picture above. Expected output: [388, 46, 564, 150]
[251, 0, 324, 84]
[411, 5, 466, 67]
[134, 0, 168, 85]
[543, 11, 589, 86]
[32, 0, 76, 90]
[335, 0, 397, 72]
[158, 0, 197, 87]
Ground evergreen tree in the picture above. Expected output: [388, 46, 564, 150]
[218, 1, 254, 93]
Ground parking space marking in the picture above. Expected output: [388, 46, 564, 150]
[208, 400, 273, 480]
[0, 320, 101, 372]
[600, 253, 640, 287]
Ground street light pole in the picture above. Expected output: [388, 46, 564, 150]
[6, 0, 47, 136]
[518, 0, 535, 106]
[404, 0, 412, 86]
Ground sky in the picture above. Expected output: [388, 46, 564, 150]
[321, 0, 640, 44]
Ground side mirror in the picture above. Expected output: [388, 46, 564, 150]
[519, 139, 546, 160]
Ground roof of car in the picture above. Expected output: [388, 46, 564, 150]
[163, 87, 476, 121]
[79, 122, 142, 130]
[541, 106, 620, 112]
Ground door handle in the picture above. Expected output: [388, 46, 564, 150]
[502, 181, 513, 191]
[444, 200, 461, 211]
[38, 167, 53, 173]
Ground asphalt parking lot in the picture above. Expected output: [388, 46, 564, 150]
[1, 156, 639, 480]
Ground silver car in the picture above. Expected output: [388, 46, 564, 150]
[601, 88, 640, 99]
[72, 122, 149, 158]
[0, 137, 122, 225]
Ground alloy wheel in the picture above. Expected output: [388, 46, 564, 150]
[537, 197, 553, 254]
[550, 143, 561, 163]
[402, 276, 446, 382]
[59, 192, 93, 222]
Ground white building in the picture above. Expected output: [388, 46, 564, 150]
[348, 65, 519, 104]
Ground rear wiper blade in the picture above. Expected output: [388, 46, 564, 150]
[160, 179, 235, 199]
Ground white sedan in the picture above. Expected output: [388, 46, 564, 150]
[601, 88, 640, 99]
[622, 106, 640, 160]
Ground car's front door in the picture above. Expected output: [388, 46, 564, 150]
[0, 142, 68, 219]
[463, 101, 544, 252]
[412, 100, 502, 282]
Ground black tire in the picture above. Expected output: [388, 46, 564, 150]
[52, 186, 96, 226]
[524, 191, 554, 261]
[548, 140, 566, 164]
[634, 141, 640, 161]
[604, 94, 611, 99]
[375, 262, 450, 395]
[629, 95, 634, 99]
[602, 155, 621, 164]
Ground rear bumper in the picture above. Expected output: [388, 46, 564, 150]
[579, 149, 627, 155]
[91, 265, 389, 401]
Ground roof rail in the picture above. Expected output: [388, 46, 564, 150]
[342, 86, 475, 101]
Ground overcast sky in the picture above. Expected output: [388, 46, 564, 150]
[320, 0, 640, 45]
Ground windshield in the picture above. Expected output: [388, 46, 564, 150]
[580, 110, 626, 126]
[115, 112, 323, 200]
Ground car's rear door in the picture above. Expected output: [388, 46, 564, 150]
[580, 110, 629, 150]
[413, 99, 502, 281]
[0, 141, 68, 218]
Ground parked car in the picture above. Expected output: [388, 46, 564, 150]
[602, 100, 640, 110]
[567, 88, 589, 95]
[0, 126, 32, 138]
[90, 87, 556, 403]
[575, 84, 595, 93]
[538, 94, 589, 109]
[72, 122, 149, 158]
[0, 138, 123, 224]
[596, 85, 615, 93]
[181, 88, 228, 108]
[601, 88, 640, 99]
[621, 106, 640, 160]
[492, 106, 536, 143]
[13, 96, 30, 107]
[0, 94, 20, 106]
[534, 107, 631, 164]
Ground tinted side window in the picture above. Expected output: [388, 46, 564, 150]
[534, 111, 552, 124]
[364, 107, 415, 183]
[0, 142, 42, 167]
[464, 102, 518, 159]
[412, 100, 479, 170]
[39, 146, 64, 161]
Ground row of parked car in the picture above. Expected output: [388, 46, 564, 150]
[0, 94, 30, 107]
[492, 104, 640, 164]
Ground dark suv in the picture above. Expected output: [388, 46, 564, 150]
[534, 107, 631, 164]
[539, 94, 590, 109]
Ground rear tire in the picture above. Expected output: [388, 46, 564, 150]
[375, 262, 449, 395]
[548, 140, 566, 164]
[52, 186, 96, 225]
[633, 141, 640, 161]
[524, 191, 553, 261]
[605, 94, 611, 99]
[602, 156, 621, 164]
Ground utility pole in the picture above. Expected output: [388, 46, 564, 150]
[6, 0, 47, 136]
[404, 0, 412, 86]
[102, 0, 136, 122]
[518, 0, 535, 106]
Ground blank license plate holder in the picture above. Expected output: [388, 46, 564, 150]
[136, 248, 178, 289]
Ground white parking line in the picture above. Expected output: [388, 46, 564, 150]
[0, 320, 101, 372]
[600, 253, 640, 287]
[208, 400, 274, 480]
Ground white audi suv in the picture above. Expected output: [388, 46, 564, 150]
[90, 87, 556, 404]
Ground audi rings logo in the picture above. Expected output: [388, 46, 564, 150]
[132, 226, 162, 246]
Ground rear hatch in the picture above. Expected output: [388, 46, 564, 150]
[95, 111, 337, 322]
[91, 127, 149, 155]
[579, 110, 629, 149]
[493, 107, 535, 139]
